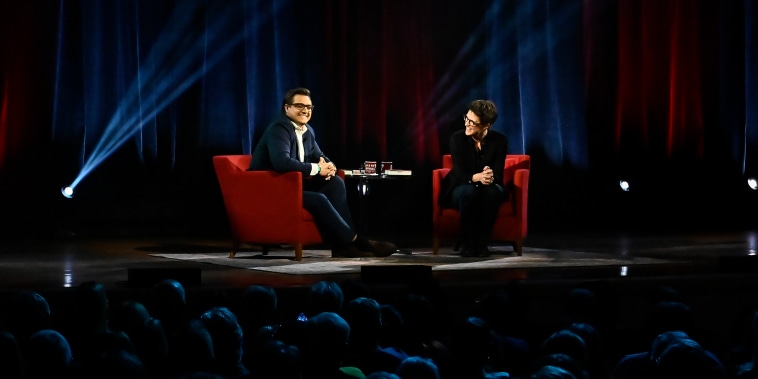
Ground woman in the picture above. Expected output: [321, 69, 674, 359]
[439, 100, 508, 257]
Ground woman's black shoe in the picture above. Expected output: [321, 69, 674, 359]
[477, 245, 491, 257]
[459, 244, 479, 257]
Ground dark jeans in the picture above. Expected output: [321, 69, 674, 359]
[303, 175, 356, 245]
[451, 183, 505, 246]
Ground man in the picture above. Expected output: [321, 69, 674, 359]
[249, 87, 396, 258]
[439, 99, 508, 257]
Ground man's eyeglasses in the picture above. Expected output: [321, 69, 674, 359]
[463, 115, 483, 126]
[288, 103, 315, 111]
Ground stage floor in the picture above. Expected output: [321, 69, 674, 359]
[2, 226, 757, 291]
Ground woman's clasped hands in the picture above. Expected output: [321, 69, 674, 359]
[475, 166, 494, 185]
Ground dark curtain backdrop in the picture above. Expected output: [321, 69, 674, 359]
[0, 0, 755, 238]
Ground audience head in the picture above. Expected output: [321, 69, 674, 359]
[168, 319, 215, 376]
[396, 355, 440, 379]
[150, 279, 187, 329]
[109, 301, 169, 378]
[305, 281, 344, 317]
[0, 330, 22, 379]
[342, 296, 382, 349]
[649, 330, 689, 363]
[302, 312, 350, 375]
[653, 337, 726, 379]
[110, 300, 153, 337]
[6, 291, 51, 343]
[566, 322, 605, 377]
[531, 364, 578, 379]
[248, 339, 302, 379]
[536, 353, 586, 379]
[72, 280, 110, 332]
[93, 329, 137, 356]
[366, 372, 401, 379]
[240, 285, 278, 332]
[25, 329, 72, 379]
[540, 329, 588, 369]
[246, 324, 279, 351]
[200, 306, 244, 366]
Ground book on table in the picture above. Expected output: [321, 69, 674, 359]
[384, 169, 412, 176]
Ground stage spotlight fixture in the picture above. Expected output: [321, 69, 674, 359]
[61, 186, 74, 199]
[619, 266, 628, 277]
[619, 180, 630, 192]
[748, 177, 758, 190]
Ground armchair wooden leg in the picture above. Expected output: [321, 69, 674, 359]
[295, 243, 303, 261]
[229, 242, 240, 259]
[513, 240, 523, 256]
[432, 238, 440, 255]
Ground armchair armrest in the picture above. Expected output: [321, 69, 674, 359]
[512, 168, 529, 231]
[219, 169, 307, 242]
[432, 169, 450, 219]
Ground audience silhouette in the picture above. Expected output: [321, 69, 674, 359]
[110, 300, 170, 378]
[60, 280, 112, 372]
[0, 330, 23, 379]
[366, 372, 401, 379]
[166, 318, 216, 378]
[342, 296, 408, 375]
[447, 315, 509, 379]
[199, 306, 249, 378]
[247, 339, 302, 379]
[25, 329, 72, 379]
[396, 355, 440, 379]
[5, 290, 51, 359]
[149, 279, 190, 342]
[474, 287, 533, 378]
[611, 330, 689, 379]
[3, 277, 754, 379]
[238, 285, 278, 337]
[301, 311, 354, 379]
[531, 364, 578, 379]
[305, 280, 345, 317]
[654, 337, 727, 379]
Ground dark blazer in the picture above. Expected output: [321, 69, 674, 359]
[438, 128, 509, 207]
[249, 114, 329, 173]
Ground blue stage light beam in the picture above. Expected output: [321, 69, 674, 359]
[414, 1, 582, 159]
[61, 1, 284, 196]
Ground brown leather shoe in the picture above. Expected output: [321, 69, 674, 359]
[368, 240, 398, 257]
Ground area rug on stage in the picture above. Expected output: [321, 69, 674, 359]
[149, 245, 680, 275]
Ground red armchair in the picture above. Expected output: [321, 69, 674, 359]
[213, 155, 333, 261]
[432, 154, 530, 256]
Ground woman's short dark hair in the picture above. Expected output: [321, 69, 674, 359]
[468, 99, 498, 126]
